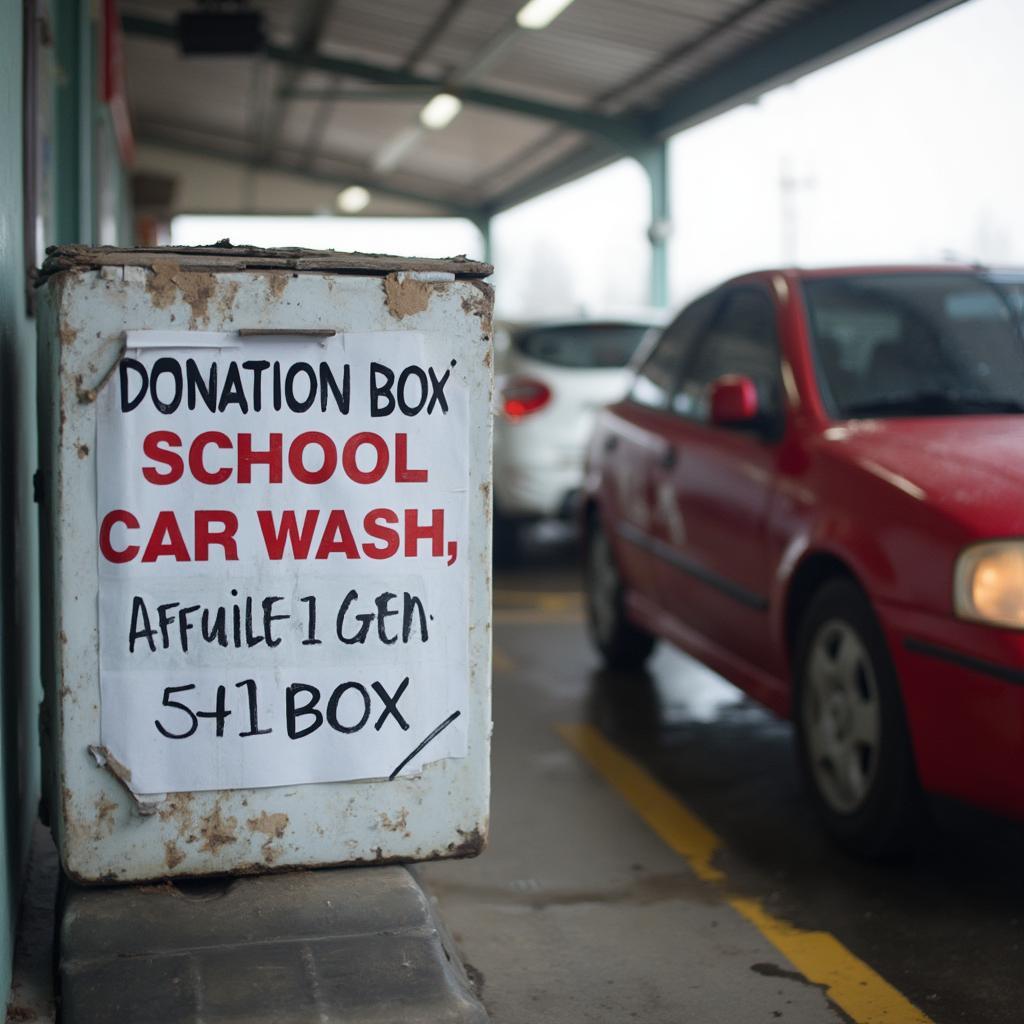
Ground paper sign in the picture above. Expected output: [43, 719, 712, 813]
[96, 332, 470, 794]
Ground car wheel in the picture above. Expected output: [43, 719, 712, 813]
[794, 578, 925, 860]
[585, 518, 655, 669]
[493, 506, 521, 566]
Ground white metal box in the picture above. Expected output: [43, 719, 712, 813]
[37, 245, 493, 883]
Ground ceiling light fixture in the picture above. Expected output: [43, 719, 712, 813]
[515, 0, 575, 30]
[336, 185, 371, 214]
[419, 93, 463, 130]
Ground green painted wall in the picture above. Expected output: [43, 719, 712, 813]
[0, 0, 40, 1006]
[1, 0, 132, 1008]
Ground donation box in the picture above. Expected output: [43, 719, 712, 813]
[36, 245, 493, 883]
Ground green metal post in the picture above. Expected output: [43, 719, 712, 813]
[638, 143, 670, 309]
[54, 0, 81, 243]
[473, 215, 493, 267]
[54, 0, 95, 243]
[78, 0, 95, 243]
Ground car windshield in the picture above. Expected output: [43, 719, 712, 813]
[803, 273, 1024, 419]
[513, 323, 654, 369]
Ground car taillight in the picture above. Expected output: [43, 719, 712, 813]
[502, 378, 551, 420]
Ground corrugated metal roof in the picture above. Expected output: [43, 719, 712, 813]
[121, 0, 963, 219]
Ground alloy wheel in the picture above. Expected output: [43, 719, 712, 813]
[801, 619, 882, 815]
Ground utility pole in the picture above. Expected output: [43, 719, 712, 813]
[779, 158, 815, 265]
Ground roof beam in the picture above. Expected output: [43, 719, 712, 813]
[135, 125, 485, 220]
[371, 8, 526, 176]
[402, 0, 469, 73]
[487, 0, 965, 214]
[122, 14, 648, 150]
[601, 0, 773, 111]
[125, 0, 964, 222]
[483, 137, 622, 215]
[647, 0, 966, 137]
[258, 0, 334, 163]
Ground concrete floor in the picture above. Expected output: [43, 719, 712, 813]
[419, 526, 1024, 1024]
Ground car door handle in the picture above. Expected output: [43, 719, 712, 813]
[659, 445, 677, 470]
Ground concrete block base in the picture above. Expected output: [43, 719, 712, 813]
[60, 866, 487, 1023]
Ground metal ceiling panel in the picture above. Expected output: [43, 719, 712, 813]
[122, 0, 964, 220]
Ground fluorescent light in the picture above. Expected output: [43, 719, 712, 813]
[516, 0, 574, 30]
[419, 93, 462, 130]
[336, 186, 370, 214]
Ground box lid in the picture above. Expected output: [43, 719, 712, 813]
[39, 243, 492, 283]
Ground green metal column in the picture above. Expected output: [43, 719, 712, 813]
[638, 143, 670, 309]
[54, 0, 94, 243]
[78, 0, 96, 243]
[472, 214, 493, 267]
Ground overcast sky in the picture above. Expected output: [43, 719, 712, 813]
[173, 0, 1023, 320]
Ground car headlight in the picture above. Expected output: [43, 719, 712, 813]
[954, 541, 1024, 628]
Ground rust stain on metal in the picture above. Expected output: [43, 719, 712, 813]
[451, 826, 487, 858]
[463, 280, 494, 336]
[159, 795, 197, 842]
[265, 272, 289, 299]
[164, 841, 186, 870]
[95, 793, 118, 833]
[379, 809, 409, 833]
[217, 279, 240, 320]
[146, 259, 182, 309]
[383, 273, 436, 319]
[60, 322, 78, 347]
[247, 811, 289, 838]
[178, 273, 217, 327]
[75, 442, 89, 459]
[62, 833, 490, 885]
[198, 804, 238, 854]
[146, 258, 218, 327]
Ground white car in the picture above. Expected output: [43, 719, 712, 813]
[493, 318, 661, 558]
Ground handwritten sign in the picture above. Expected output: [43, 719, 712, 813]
[97, 331, 469, 794]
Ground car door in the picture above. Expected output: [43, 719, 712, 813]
[598, 297, 715, 605]
[656, 284, 785, 686]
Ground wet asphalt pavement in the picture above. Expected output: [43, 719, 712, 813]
[420, 525, 1024, 1024]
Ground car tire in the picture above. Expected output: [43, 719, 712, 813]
[493, 507, 521, 566]
[794, 578, 925, 860]
[585, 517, 655, 669]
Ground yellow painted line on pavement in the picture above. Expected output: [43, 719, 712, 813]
[493, 608, 583, 626]
[558, 722, 723, 882]
[493, 590, 584, 625]
[558, 723, 934, 1024]
[494, 590, 581, 611]
[729, 897, 932, 1024]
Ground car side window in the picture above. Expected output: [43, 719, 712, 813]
[672, 287, 781, 421]
[629, 295, 716, 409]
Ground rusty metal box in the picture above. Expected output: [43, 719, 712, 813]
[36, 245, 493, 883]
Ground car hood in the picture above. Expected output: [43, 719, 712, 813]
[820, 416, 1024, 533]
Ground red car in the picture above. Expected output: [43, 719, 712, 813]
[583, 266, 1024, 857]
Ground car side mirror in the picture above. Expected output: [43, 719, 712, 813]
[709, 374, 760, 427]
